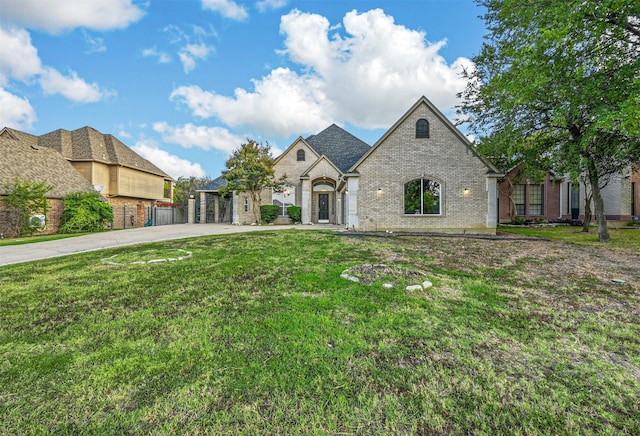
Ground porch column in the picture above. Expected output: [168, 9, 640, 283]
[213, 195, 219, 223]
[199, 192, 207, 224]
[301, 179, 311, 224]
[232, 192, 240, 224]
[346, 177, 359, 230]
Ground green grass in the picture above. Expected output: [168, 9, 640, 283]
[1, 230, 638, 434]
[500, 224, 640, 250]
[0, 232, 87, 246]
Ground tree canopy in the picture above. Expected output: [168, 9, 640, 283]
[459, 0, 640, 241]
[220, 140, 285, 224]
[172, 176, 212, 206]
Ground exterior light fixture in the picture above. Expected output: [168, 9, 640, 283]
[463, 188, 470, 196]
[377, 188, 383, 193]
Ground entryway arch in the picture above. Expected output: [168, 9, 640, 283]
[312, 178, 336, 224]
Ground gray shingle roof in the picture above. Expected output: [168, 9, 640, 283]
[305, 124, 370, 173]
[0, 129, 97, 198]
[196, 176, 228, 192]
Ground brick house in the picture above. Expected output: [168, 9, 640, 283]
[497, 164, 640, 225]
[200, 96, 503, 234]
[0, 126, 174, 235]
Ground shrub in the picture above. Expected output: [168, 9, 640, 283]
[59, 192, 113, 233]
[1, 177, 52, 236]
[511, 216, 526, 225]
[287, 205, 301, 223]
[260, 205, 280, 223]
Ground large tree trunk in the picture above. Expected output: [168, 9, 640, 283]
[582, 195, 592, 233]
[587, 160, 610, 242]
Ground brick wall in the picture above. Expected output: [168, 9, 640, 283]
[107, 197, 150, 229]
[354, 102, 495, 234]
[0, 197, 64, 237]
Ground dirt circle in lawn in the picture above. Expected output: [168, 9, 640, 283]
[102, 248, 192, 265]
[341, 264, 432, 290]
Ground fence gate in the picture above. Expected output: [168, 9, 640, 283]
[146, 205, 187, 226]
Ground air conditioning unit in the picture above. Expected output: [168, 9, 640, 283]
[30, 214, 46, 231]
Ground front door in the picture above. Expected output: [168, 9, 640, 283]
[570, 184, 580, 219]
[318, 193, 329, 222]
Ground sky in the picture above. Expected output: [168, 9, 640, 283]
[0, 0, 487, 180]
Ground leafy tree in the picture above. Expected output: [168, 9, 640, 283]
[1, 177, 52, 236]
[59, 192, 113, 233]
[172, 176, 212, 206]
[219, 140, 285, 223]
[459, 0, 640, 241]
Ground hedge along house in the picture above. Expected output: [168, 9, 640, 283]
[0, 128, 96, 236]
[0, 126, 174, 231]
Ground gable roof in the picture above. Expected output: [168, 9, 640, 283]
[349, 96, 501, 175]
[305, 124, 371, 173]
[38, 126, 172, 179]
[0, 128, 97, 198]
[300, 154, 344, 179]
[274, 136, 321, 166]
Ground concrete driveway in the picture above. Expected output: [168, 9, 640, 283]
[0, 223, 343, 267]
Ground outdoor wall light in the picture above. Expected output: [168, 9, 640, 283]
[377, 188, 383, 193]
[463, 188, 470, 196]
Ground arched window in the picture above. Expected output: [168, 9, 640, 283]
[404, 178, 441, 215]
[416, 119, 430, 138]
[297, 149, 305, 161]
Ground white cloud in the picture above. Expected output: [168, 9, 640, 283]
[142, 47, 172, 64]
[162, 25, 215, 73]
[0, 25, 42, 85]
[201, 0, 248, 21]
[83, 31, 106, 53]
[170, 9, 473, 137]
[132, 138, 207, 179]
[153, 121, 244, 154]
[0, 87, 37, 129]
[178, 43, 212, 73]
[39, 67, 116, 103]
[256, 0, 288, 13]
[0, 0, 145, 34]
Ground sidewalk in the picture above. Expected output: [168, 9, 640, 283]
[0, 223, 344, 267]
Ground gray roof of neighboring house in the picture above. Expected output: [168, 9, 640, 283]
[196, 176, 228, 192]
[0, 128, 97, 198]
[305, 124, 370, 173]
[37, 126, 172, 179]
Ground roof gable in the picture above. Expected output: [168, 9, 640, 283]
[37, 126, 172, 179]
[305, 124, 370, 173]
[301, 155, 343, 179]
[274, 137, 320, 166]
[349, 96, 500, 175]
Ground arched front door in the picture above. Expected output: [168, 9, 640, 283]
[313, 179, 335, 224]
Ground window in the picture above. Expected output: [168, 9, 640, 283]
[243, 197, 249, 213]
[528, 184, 543, 215]
[163, 180, 171, 199]
[404, 178, 441, 215]
[297, 149, 305, 161]
[513, 185, 525, 216]
[273, 185, 295, 216]
[416, 119, 429, 138]
[513, 184, 543, 216]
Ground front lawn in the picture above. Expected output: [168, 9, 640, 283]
[1, 230, 638, 434]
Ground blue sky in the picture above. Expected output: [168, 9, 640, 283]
[0, 0, 486, 179]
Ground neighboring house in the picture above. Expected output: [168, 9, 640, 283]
[0, 126, 174, 234]
[199, 96, 503, 234]
[0, 128, 96, 235]
[498, 164, 640, 225]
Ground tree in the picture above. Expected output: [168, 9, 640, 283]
[459, 0, 640, 241]
[172, 176, 212, 205]
[219, 140, 285, 224]
[1, 177, 53, 237]
[59, 192, 113, 233]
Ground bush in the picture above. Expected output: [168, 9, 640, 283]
[59, 192, 113, 233]
[287, 205, 301, 224]
[260, 205, 280, 223]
